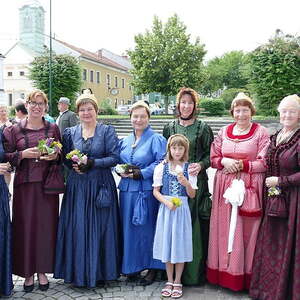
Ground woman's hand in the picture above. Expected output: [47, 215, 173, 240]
[0, 162, 12, 175]
[221, 157, 240, 173]
[39, 152, 58, 161]
[120, 173, 133, 178]
[265, 176, 279, 188]
[188, 163, 201, 176]
[72, 163, 83, 174]
[22, 147, 41, 160]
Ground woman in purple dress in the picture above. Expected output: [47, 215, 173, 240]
[250, 94, 300, 300]
[3, 90, 61, 293]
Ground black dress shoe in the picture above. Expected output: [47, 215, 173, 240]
[38, 282, 49, 291]
[23, 283, 34, 293]
[138, 277, 154, 286]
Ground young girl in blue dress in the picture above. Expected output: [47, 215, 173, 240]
[153, 134, 197, 298]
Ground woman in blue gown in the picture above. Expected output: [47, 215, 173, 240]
[54, 91, 121, 287]
[0, 132, 13, 297]
[118, 100, 167, 285]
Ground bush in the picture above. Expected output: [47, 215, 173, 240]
[98, 98, 118, 115]
[199, 98, 225, 116]
[220, 88, 250, 110]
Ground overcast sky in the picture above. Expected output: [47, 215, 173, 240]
[0, 0, 299, 60]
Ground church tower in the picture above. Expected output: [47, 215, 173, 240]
[19, 0, 45, 54]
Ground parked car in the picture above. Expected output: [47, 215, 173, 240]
[117, 105, 131, 115]
[149, 104, 164, 115]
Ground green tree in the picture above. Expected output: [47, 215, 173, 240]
[201, 51, 249, 96]
[29, 50, 82, 116]
[128, 14, 207, 111]
[248, 32, 300, 115]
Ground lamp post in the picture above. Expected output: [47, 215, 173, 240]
[49, 0, 53, 115]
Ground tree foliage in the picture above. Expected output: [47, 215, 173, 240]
[220, 88, 250, 110]
[248, 32, 300, 115]
[201, 51, 249, 96]
[29, 50, 82, 116]
[128, 14, 207, 100]
[199, 98, 225, 116]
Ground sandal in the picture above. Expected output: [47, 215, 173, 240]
[171, 283, 183, 299]
[161, 282, 173, 297]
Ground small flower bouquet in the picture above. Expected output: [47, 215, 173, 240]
[66, 149, 87, 165]
[37, 138, 62, 155]
[115, 164, 139, 174]
[171, 196, 182, 207]
[268, 186, 281, 197]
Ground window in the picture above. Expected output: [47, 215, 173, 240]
[7, 72, 12, 77]
[96, 71, 100, 84]
[122, 78, 125, 88]
[106, 74, 111, 86]
[114, 76, 118, 88]
[20, 71, 25, 76]
[90, 70, 94, 83]
[83, 69, 87, 81]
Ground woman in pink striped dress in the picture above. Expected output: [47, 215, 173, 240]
[206, 92, 269, 291]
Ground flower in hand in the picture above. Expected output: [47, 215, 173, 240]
[268, 186, 281, 197]
[66, 149, 87, 165]
[38, 138, 62, 155]
[171, 197, 182, 207]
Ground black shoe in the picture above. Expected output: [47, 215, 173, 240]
[126, 273, 141, 282]
[138, 277, 154, 286]
[23, 283, 34, 293]
[38, 282, 49, 291]
[96, 280, 105, 288]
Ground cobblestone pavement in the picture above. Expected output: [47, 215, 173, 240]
[10, 275, 251, 299]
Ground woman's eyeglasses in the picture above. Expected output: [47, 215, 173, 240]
[28, 101, 46, 108]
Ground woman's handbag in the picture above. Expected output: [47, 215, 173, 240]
[267, 194, 288, 218]
[95, 184, 111, 208]
[239, 188, 262, 217]
[132, 191, 148, 226]
[44, 164, 65, 195]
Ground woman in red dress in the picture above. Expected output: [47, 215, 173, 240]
[3, 90, 61, 292]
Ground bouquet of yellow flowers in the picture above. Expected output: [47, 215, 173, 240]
[37, 138, 62, 155]
[66, 149, 87, 165]
[170, 196, 182, 207]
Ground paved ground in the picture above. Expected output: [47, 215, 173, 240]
[11, 275, 251, 299]
[8, 169, 252, 299]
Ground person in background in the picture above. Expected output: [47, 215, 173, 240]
[153, 134, 196, 298]
[13, 100, 27, 123]
[54, 90, 121, 287]
[250, 94, 300, 300]
[118, 100, 167, 285]
[163, 87, 214, 285]
[207, 92, 269, 291]
[43, 107, 55, 123]
[0, 133, 13, 297]
[56, 97, 78, 136]
[3, 90, 61, 293]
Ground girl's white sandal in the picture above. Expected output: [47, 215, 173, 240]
[161, 282, 173, 297]
[171, 283, 183, 299]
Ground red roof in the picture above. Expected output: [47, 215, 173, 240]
[55, 38, 129, 72]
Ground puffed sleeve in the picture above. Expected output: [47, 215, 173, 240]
[93, 125, 119, 168]
[152, 163, 164, 187]
[278, 140, 300, 187]
[140, 134, 167, 180]
[62, 128, 74, 169]
[3, 125, 22, 167]
[188, 172, 198, 189]
[245, 125, 269, 173]
[210, 127, 225, 169]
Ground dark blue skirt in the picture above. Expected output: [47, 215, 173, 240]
[54, 169, 121, 287]
[0, 177, 13, 296]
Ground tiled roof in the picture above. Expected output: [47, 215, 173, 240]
[54, 39, 129, 72]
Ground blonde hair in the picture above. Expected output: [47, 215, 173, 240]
[166, 134, 189, 162]
[230, 92, 256, 116]
[278, 94, 300, 111]
[26, 89, 48, 105]
[76, 90, 98, 113]
[130, 100, 150, 117]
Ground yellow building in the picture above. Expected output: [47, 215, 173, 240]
[56, 40, 133, 108]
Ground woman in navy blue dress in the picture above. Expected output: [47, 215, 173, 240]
[54, 91, 121, 287]
[118, 100, 167, 285]
[0, 132, 13, 297]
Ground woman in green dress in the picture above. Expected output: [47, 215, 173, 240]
[163, 87, 214, 285]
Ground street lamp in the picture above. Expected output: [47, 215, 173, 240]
[48, 0, 53, 115]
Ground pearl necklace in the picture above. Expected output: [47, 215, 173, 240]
[235, 123, 252, 135]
